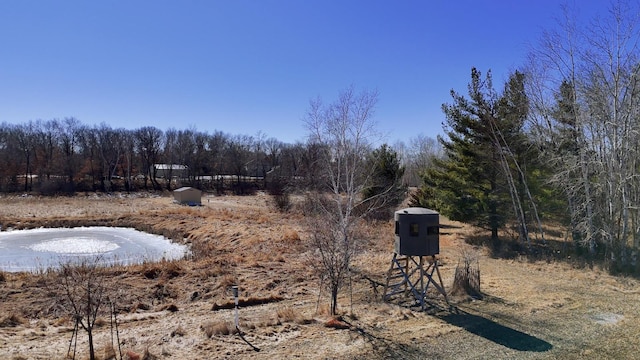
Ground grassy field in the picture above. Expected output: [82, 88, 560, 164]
[0, 192, 639, 359]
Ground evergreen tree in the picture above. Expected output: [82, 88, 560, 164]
[412, 68, 536, 242]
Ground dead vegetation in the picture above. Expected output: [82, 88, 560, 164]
[0, 314, 26, 328]
[450, 250, 482, 300]
[0, 192, 639, 359]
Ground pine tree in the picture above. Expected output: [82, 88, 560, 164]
[412, 68, 537, 243]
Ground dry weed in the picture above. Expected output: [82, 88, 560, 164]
[193, 258, 228, 277]
[201, 320, 233, 337]
[159, 260, 183, 279]
[97, 344, 116, 360]
[0, 313, 26, 327]
[171, 325, 186, 337]
[190, 241, 220, 261]
[276, 306, 300, 323]
[450, 249, 482, 300]
[316, 303, 331, 316]
[52, 317, 70, 327]
[282, 229, 301, 243]
[141, 265, 161, 280]
[217, 274, 236, 289]
[130, 302, 151, 312]
[161, 347, 172, 357]
[141, 347, 158, 360]
[94, 317, 108, 327]
[256, 315, 281, 327]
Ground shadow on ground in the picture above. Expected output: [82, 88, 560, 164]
[438, 308, 552, 352]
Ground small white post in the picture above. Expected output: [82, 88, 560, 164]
[232, 285, 239, 330]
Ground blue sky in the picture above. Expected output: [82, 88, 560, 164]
[0, 1, 604, 144]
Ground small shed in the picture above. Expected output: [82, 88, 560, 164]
[173, 187, 202, 205]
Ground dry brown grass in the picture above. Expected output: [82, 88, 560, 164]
[2, 193, 640, 359]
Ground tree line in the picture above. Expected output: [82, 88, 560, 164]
[0, 118, 431, 196]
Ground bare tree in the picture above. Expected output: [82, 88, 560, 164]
[59, 258, 109, 360]
[224, 134, 254, 193]
[14, 122, 38, 192]
[163, 128, 179, 190]
[118, 129, 136, 192]
[57, 117, 82, 193]
[135, 126, 163, 190]
[527, 1, 640, 269]
[395, 134, 443, 187]
[304, 86, 381, 315]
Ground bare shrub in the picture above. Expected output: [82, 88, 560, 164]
[0, 271, 6, 283]
[58, 257, 110, 360]
[268, 177, 291, 212]
[201, 321, 232, 337]
[305, 195, 364, 316]
[450, 250, 482, 300]
[276, 306, 300, 323]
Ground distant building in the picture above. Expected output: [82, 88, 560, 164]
[173, 186, 202, 205]
[152, 164, 188, 179]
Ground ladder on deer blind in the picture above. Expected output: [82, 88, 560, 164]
[383, 253, 448, 310]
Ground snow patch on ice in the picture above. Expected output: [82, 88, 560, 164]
[0, 226, 189, 272]
[28, 237, 120, 254]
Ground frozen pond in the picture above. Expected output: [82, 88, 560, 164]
[0, 227, 189, 272]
